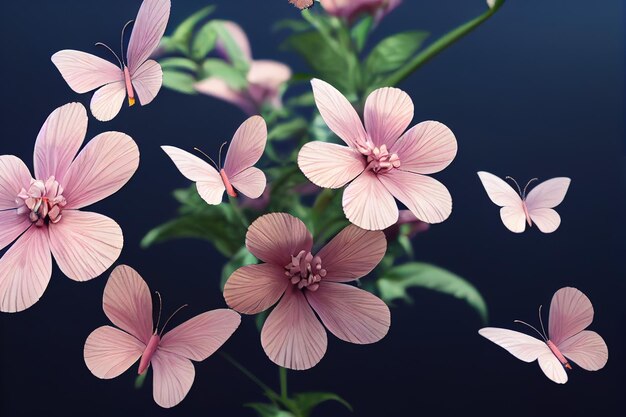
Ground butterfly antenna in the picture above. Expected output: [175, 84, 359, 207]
[159, 304, 189, 336]
[218, 141, 228, 170]
[538, 304, 548, 340]
[120, 20, 135, 66]
[514, 319, 548, 342]
[154, 291, 163, 333]
[522, 178, 539, 199]
[505, 176, 523, 197]
[95, 42, 123, 69]
[194, 148, 219, 170]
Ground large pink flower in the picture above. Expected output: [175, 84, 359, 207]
[320, 0, 402, 23]
[298, 78, 457, 230]
[0, 103, 139, 312]
[195, 21, 292, 115]
[224, 213, 390, 370]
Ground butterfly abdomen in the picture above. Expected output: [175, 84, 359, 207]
[220, 169, 238, 198]
[547, 340, 572, 369]
[138, 334, 160, 374]
[123, 66, 136, 106]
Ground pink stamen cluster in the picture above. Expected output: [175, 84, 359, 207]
[357, 140, 401, 173]
[284, 250, 327, 291]
[16, 176, 66, 226]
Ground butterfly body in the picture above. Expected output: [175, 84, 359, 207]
[123, 66, 136, 106]
[220, 169, 237, 198]
[546, 340, 571, 369]
[138, 333, 160, 374]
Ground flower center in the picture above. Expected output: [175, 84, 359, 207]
[16, 177, 66, 226]
[284, 250, 326, 292]
[356, 140, 401, 174]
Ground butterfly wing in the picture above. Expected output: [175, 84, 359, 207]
[477, 171, 526, 233]
[557, 330, 608, 371]
[127, 0, 171, 74]
[84, 325, 145, 379]
[223, 116, 267, 199]
[537, 352, 568, 384]
[548, 287, 593, 346]
[161, 146, 225, 205]
[131, 59, 163, 106]
[103, 265, 154, 345]
[525, 177, 570, 233]
[90, 81, 127, 122]
[51, 50, 123, 94]
[150, 309, 240, 408]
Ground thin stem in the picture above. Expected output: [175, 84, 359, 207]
[228, 195, 249, 228]
[279, 367, 288, 401]
[375, 0, 506, 91]
[219, 352, 275, 395]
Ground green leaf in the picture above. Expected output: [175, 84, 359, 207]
[377, 262, 488, 323]
[285, 92, 315, 108]
[213, 20, 250, 72]
[170, 5, 216, 54]
[351, 15, 374, 52]
[246, 403, 295, 417]
[309, 113, 335, 143]
[201, 58, 247, 89]
[159, 57, 198, 72]
[292, 392, 352, 417]
[268, 118, 308, 142]
[134, 372, 147, 389]
[162, 70, 197, 94]
[191, 21, 218, 60]
[220, 246, 258, 290]
[365, 31, 429, 76]
[273, 18, 312, 33]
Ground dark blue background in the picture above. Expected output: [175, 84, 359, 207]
[1, 1, 624, 416]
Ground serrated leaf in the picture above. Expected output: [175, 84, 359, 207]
[377, 262, 488, 323]
[365, 31, 429, 76]
[170, 5, 216, 54]
[162, 70, 197, 94]
[191, 21, 218, 60]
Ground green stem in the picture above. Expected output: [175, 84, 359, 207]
[301, 9, 343, 56]
[219, 352, 275, 396]
[279, 366, 288, 401]
[375, 0, 506, 91]
[228, 195, 249, 228]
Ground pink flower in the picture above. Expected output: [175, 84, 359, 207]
[320, 0, 402, 23]
[298, 78, 457, 230]
[224, 213, 390, 370]
[195, 21, 292, 115]
[0, 103, 139, 312]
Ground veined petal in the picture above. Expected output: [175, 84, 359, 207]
[48, 211, 123, 281]
[261, 285, 327, 370]
[364, 87, 413, 148]
[316, 225, 386, 282]
[297, 142, 365, 189]
[0, 211, 31, 251]
[0, 227, 52, 313]
[391, 121, 457, 174]
[62, 132, 139, 209]
[342, 170, 398, 230]
[246, 213, 313, 266]
[306, 282, 390, 344]
[311, 78, 368, 149]
[0, 155, 33, 209]
[224, 263, 289, 315]
[378, 170, 452, 224]
[34, 103, 87, 184]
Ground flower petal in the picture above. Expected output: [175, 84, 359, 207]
[62, 132, 139, 209]
[306, 282, 390, 344]
[311, 78, 368, 149]
[0, 155, 33, 209]
[33, 103, 87, 184]
[298, 141, 365, 189]
[316, 225, 386, 282]
[195, 77, 256, 115]
[48, 211, 123, 281]
[0, 211, 31, 251]
[342, 170, 398, 230]
[246, 213, 313, 266]
[0, 227, 51, 313]
[364, 87, 413, 148]
[261, 285, 327, 370]
[247, 60, 292, 93]
[391, 121, 457, 174]
[378, 170, 452, 224]
[224, 263, 289, 314]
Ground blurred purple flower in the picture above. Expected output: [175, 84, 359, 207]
[195, 21, 291, 115]
[320, 0, 402, 24]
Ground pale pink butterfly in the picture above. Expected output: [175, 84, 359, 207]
[51, 0, 170, 122]
[479, 287, 608, 384]
[84, 265, 241, 408]
[162, 115, 267, 205]
[477, 171, 571, 233]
